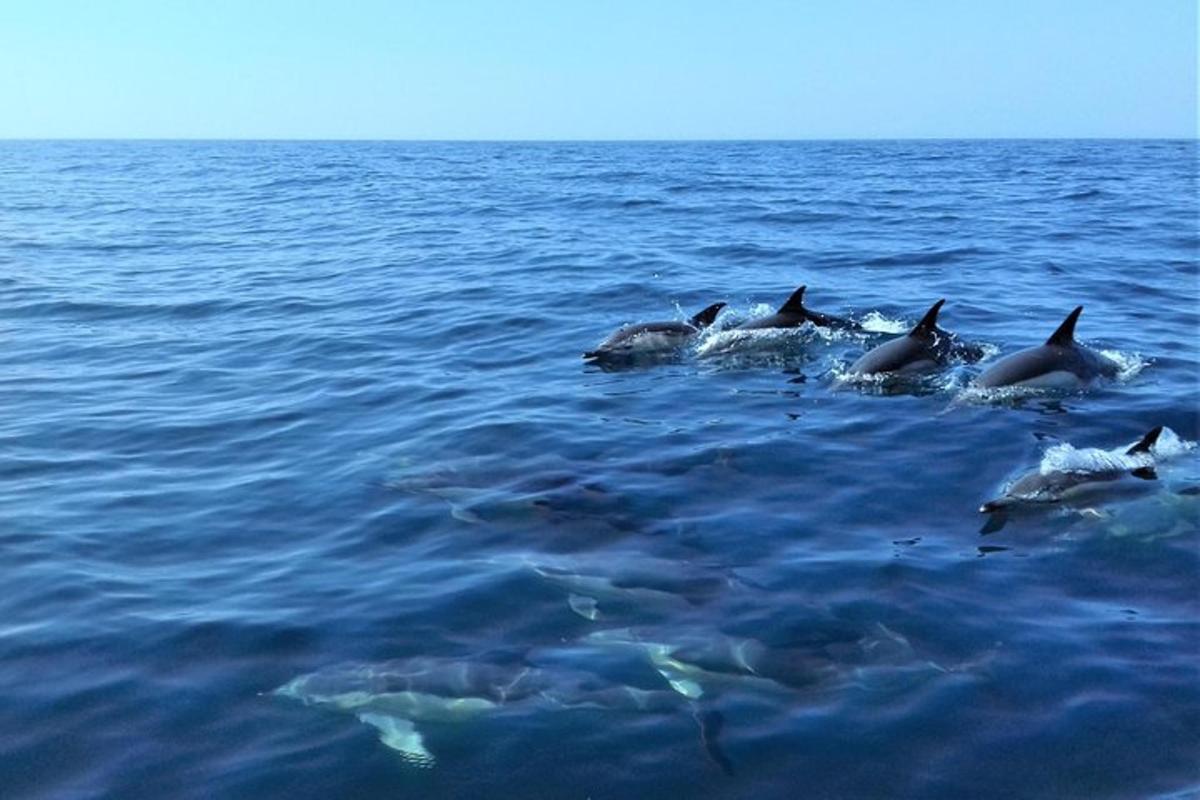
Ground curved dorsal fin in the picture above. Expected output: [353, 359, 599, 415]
[909, 299, 946, 338]
[689, 302, 726, 328]
[1046, 306, 1083, 346]
[1126, 425, 1163, 456]
[778, 285, 807, 315]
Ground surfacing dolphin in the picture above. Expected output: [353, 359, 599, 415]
[584, 302, 726, 361]
[980, 426, 1164, 515]
[275, 655, 732, 772]
[847, 299, 984, 377]
[974, 306, 1119, 390]
[735, 285, 862, 331]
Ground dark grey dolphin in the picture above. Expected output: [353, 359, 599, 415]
[848, 299, 983, 376]
[736, 285, 861, 331]
[584, 302, 725, 360]
[974, 306, 1119, 389]
[980, 426, 1162, 514]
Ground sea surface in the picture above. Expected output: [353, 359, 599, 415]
[1, 140, 1197, 800]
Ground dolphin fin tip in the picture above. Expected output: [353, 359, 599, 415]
[1045, 305, 1083, 346]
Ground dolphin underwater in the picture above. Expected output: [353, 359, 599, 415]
[847, 299, 984, 377]
[980, 426, 1165, 514]
[973, 306, 1119, 389]
[576, 625, 920, 699]
[275, 655, 732, 771]
[584, 302, 726, 360]
[514, 555, 733, 621]
[735, 285, 862, 331]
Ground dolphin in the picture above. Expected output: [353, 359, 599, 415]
[973, 306, 1119, 389]
[521, 557, 731, 620]
[579, 627, 873, 699]
[735, 285, 861, 331]
[275, 656, 732, 771]
[584, 302, 725, 360]
[980, 426, 1164, 514]
[847, 299, 983, 376]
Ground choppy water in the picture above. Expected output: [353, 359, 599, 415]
[1, 140, 1197, 800]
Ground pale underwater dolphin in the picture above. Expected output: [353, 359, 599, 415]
[980, 426, 1164, 515]
[520, 557, 732, 620]
[576, 625, 915, 699]
[584, 302, 726, 360]
[275, 656, 732, 772]
[974, 306, 1119, 389]
[848, 298, 984, 376]
[735, 285, 862, 331]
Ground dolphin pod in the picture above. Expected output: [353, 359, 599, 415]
[581, 286, 1179, 523]
[585, 286, 1121, 388]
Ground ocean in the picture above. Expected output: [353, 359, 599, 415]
[1, 139, 1197, 799]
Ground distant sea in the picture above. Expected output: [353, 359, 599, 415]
[1, 140, 1197, 799]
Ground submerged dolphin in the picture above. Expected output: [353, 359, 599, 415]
[275, 656, 731, 771]
[577, 624, 919, 699]
[584, 302, 726, 360]
[736, 285, 861, 331]
[974, 306, 1119, 389]
[847, 299, 983, 376]
[517, 556, 733, 620]
[980, 426, 1164, 514]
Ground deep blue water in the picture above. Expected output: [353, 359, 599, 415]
[1, 140, 1198, 800]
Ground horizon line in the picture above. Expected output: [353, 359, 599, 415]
[1, 135, 1196, 144]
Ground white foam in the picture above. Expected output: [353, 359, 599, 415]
[1039, 427, 1194, 474]
[1098, 349, 1150, 381]
[859, 311, 908, 334]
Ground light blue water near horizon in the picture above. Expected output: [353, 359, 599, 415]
[1, 140, 1198, 799]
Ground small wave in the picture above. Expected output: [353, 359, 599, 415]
[745, 210, 845, 225]
[619, 198, 666, 209]
[861, 247, 989, 268]
[1060, 188, 1104, 200]
[691, 243, 788, 262]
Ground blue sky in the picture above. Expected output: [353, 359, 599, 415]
[1, 0, 1195, 139]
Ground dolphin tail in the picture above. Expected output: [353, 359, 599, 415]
[692, 705, 735, 776]
[910, 298, 946, 338]
[1045, 306, 1083, 346]
[357, 713, 436, 768]
[689, 302, 727, 328]
[1125, 425, 1164, 456]
[778, 285, 807, 314]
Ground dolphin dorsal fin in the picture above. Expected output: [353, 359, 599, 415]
[1045, 306, 1083, 346]
[690, 302, 726, 328]
[778, 285, 807, 315]
[909, 299, 946, 338]
[1126, 425, 1163, 456]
